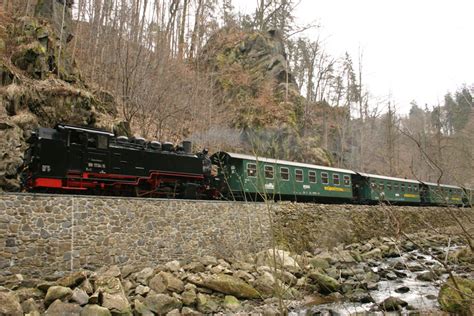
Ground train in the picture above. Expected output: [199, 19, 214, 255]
[21, 124, 473, 207]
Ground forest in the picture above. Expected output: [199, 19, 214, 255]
[2, 0, 473, 188]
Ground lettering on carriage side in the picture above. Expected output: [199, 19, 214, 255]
[324, 186, 349, 192]
[404, 194, 418, 198]
[264, 183, 274, 190]
[451, 197, 461, 201]
[303, 185, 310, 189]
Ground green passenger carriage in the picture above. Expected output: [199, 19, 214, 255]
[420, 182, 464, 206]
[211, 152, 355, 202]
[352, 173, 421, 204]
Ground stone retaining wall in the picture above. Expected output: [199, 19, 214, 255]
[0, 193, 471, 277]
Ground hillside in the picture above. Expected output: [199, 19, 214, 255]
[0, 5, 125, 190]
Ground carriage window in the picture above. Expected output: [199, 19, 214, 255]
[333, 174, 340, 185]
[295, 169, 303, 182]
[414, 186, 418, 192]
[321, 172, 329, 184]
[379, 183, 385, 190]
[408, 185, 412, 192]
[280, 167, 289, 181]
[401, 184, 405, 192]
[264, 165, 274, 179]
[343, 175, 350, 186]
[97, 135, 108, 149]
[247, 163, 257, 177]
[394, 183, 399, 191]
[309, 171, 317, 183]
[387, 183, 392, 191]
[371, 182, 377, 189]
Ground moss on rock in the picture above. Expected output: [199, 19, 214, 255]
[438, 277, 474, 315]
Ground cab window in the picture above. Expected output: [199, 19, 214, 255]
[247, 163, 257, 177]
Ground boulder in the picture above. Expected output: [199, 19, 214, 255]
[196, 293, 219, 314]
[181, 306, 203, 315]
[134, 268, 154, 285]
[256, 249, 301, 273]
[0, 291, 23, 316]
[166, 309, 181, 316]
[71, 288, 89, 306]
[14, 287, 44, 302]
[56, 271, 87, 288]
[252, 272, 275, 297]
[21, 297, 42, 315]
[45, 299, 82, 315]
[416, 271, 437, 282]
[135, 284, 150, 296]
[44, 286, 73, 306]
[438, 277, 474, 314]
[183, 262, 206, 273]
[361, 248, 382, 260]
[379, 296, 408, 311]
[133, 299, 153, 316]
[144, 293, 182, 315]
[181, 289, 197, 306]
[94, 275, 131, 315]
[199, 255, 218, 266]
[80, 304, 112, 316]
[223, 295, 241, 311]
[191, 274, 260, 299]
[308, 272, 340, 294]
[308, 257, 329, 270]
[165, 260, 181, 272]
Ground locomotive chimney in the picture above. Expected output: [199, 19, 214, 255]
[182, 140, 192, 154]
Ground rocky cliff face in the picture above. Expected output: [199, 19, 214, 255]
[201, 28, 331, 165]
[0, 4, 123, 190]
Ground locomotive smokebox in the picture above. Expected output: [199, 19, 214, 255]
[183, 141, 192, 154]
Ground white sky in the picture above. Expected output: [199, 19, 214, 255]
[233, 0, 474, 113]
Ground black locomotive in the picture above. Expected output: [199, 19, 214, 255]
[22, 124, 216, 198]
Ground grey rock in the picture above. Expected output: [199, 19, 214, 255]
[379, 296, 408, 311]
[45, 299, 81, 315]
[196, 293, 219, 314]
[0, 291, 23, 316]
[44, 286, 73, 307]
[181, 289, 197, 306]
[71, 287, 89, 306]
[144, 293, 182, 315]
[416, 271, 437, 281]
[181, 306, 203, 316]
[134, 267, 154, 285]
[80, 304, 112, 316]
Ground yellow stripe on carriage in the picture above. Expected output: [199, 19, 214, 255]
[324, 186, 350, 192]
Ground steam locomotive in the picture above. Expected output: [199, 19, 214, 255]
[22, 124, 216, 199]
[22, 124, 473, 206]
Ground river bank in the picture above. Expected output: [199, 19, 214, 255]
[0, 228, 473, 315]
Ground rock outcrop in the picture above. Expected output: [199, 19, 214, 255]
[201, 27, 331, 165]
[0, 5, 124, 190]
